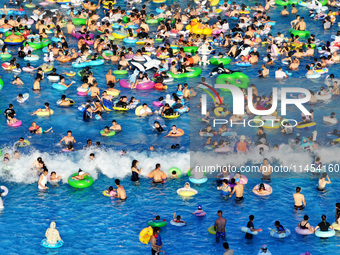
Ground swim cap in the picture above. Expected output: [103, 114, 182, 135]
[261, 244, 267, 250]
[197, 205, 202, 210]
[235, 178, 240, 182]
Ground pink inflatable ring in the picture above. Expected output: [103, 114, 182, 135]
[119, 79, 155, 90]
[8, 120, 22, 127]
[252, 183, 272, 196]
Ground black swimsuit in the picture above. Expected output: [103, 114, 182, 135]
[300, 221, 308, 229]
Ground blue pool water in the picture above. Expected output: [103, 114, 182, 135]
[0, 0, 340, 254]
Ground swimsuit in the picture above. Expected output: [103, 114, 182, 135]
[236, 196, 244, 201]
[294, 205, 304, 210]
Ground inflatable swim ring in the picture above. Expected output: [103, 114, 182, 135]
[315, 229, 335, 238]
[68, 173, 94, 188]
[270, 229, 291, 238]
[252, 183, 272, 196]
[36, 109, 54, 117]
[208, 226, 226, 234]
[40, 239, 64, 248]
[139, 226, 153, 244]
[148, 219, 167, 227]
[189, 176, 208, 184]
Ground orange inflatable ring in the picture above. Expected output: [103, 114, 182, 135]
[168, 129, 185, 137]
[155, 83, 167, 90]
[57, 56, 72, 63]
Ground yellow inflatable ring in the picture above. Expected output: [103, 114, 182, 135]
[139, 226, 153, 244]
[208, 226, 226, 234]
[214, 106, 230, 117]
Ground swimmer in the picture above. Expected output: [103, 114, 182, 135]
[150, 227, 164, 255]
[50, 171, 61, 183]
[58, 95, 72, 107]
[245, 215, 262, 239]
[293, 187, 306, 210]
[107, 186, 116, 197]
[59, 130, 76, 147]
[253, 183, 270, 195]
[58, 76, 75, 89]
[148, 163, 167, 183]
[114, 179, 127, 200]
[72, 169, 90, 180]
[38, 168, 49, 190]
[217, 180, 231, 195]
[314, 215, 334, 232]
[101, 126, 112, 136]
[131, 160, 142, 182]
[191, 205, 206, 216]
[4, 104, 16, 118]
[258, 245, 272, 255]
[259, 158, 273, 180]
[317, 172, 331, 191]
[170, 170, 179, 179]
[14, 137, 30, 148]
[12, 76, 24, 85]
[167, 125, 183, 137]
[297, 215, 314, 233]
[138, 103, 153, 116]
[172, 212, 186, 224]
[274, 221, 286, 234]
[229, 178, 244, 201]
[214, 210, 227, 243]
[154, 121, 165, 133]
[223, 242, 234, 255]
[32, 102, 52, 116]
[45, 222, 62, 245]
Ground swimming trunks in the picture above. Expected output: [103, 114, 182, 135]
[153, 181, 164, 184]
[216, 231, 227, 243]
[236, 196, 244, 201]
[151, 248, 160, 255]
[294, 205, 304, 210]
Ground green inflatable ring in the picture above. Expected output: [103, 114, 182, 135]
[122, 16, 130, 23]
[288, 0, 298, 4]
[304, 43, 316, 49]
[68, 173, 94, 188]
[216, 72, 250, 92]
[41, 39, 51, 48]
[288, 28, 310, 38]
[168, 167, 182, 178]
[183, 46, 198, 53]
[275, 0, 289, 5]
[155, 38, 163, 43]
[72, 18, 87, 26]
[113, 70, 128, 75]
[210, 57, 231, 66]
[100, 130, 116, 136]
[0, 53, 12, 59]
[25, 4, 36, 8]
[148, 220, 167, 227]
[0, 79, 3, 90]
[169, 67, 201, 79]
[101, 36, 115, 41]
[146, 19, 159, 24]
[320, 0, 327, 5]
[4, 31, 23, 37]
[27, 41, 42, 50]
